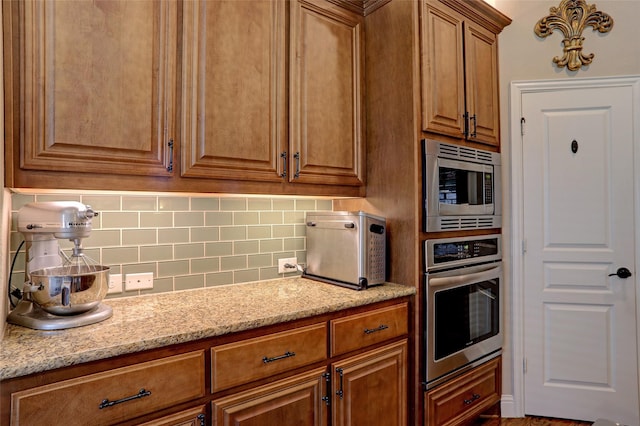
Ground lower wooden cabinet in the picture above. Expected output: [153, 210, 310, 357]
[1, 299, 411, 426]
[332, 340, 408, 426]
[212, 368, 329, 426]
[424, 356, 501, 426]
[8, 351, 206, 426]
[212, 340, 408, 426]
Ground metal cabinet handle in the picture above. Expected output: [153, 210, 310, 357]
[99, 388, 151, 409]
[293, 152, 300, 178]
[470, 114, 477, 138]
[322, 372, 331, 406]
[463, 393, 481, 405]
[280, 151, 287, 178]
[167, 139, 174, 172]
[336, 367, 344, 399]
[364, 324, 389, 335]
[263, 351, 295, 364]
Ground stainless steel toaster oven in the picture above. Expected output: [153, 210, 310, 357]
[303, 211, 386, 290]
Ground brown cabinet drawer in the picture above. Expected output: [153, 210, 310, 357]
[330, 302, 408, 356]
[211, 323, 327, 392]
[10, 351, 206, 426]
[425, 356, 501, 426]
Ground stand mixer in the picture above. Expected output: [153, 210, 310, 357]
[7, 201, 113, 330]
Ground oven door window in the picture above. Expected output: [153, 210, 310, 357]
[434, 279, 499, 361]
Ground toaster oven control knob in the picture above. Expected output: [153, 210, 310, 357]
[370, 224, 385, 234]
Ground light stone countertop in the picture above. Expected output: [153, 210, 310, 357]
[0, 277, 415, 381]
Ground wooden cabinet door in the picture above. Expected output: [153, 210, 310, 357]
[212, 368, 328, 426]
[424, 356, 501, 426]
[5, 0, 177, 178]
[464, 21, 500, 147]
[332, 340, 407, 426]
[290, 0, 365, 186]
[420, 0, 502, 147]
[181, 0, 287, 182]
[420, 1, 466, 139]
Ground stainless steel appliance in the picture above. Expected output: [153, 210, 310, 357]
[424, 234, 502, 389]
[422, 139, 501, 232]
[304, 211, 386, 290]
[7, 201, 112, 330]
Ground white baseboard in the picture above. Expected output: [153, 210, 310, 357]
[501, 394, 520, 418]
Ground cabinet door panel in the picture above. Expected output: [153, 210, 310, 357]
[14, 0, 176, 176]
[181, 0, 287, 181]
[212, 368, 328, 426]
[464, 22, 500, 147]
[420, 2, 465, 138]
[290, 0, 364, 186]
[332, 340, 407, 426]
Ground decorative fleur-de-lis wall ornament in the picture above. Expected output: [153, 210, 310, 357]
[534, 0, 613, 71]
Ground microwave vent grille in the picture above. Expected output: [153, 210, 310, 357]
[439, 144, 495, 163]
[439, 217, 496, 230]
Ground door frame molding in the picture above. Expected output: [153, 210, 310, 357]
[508, 75, 640, 418]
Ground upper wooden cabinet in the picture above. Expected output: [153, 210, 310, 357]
[420, 0, 509, 148]
[181, 0, 364, 187]
[181, 0, 287, 182]
[3, 0, 177, 178]
[4, 0, 364, 196]
[290, 0, 365, 186]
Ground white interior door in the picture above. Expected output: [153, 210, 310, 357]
[521, 83, 639, 424]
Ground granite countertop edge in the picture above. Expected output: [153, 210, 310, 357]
[0, 277, 415, 381]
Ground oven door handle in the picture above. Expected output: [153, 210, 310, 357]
[428, 264, 501, 288]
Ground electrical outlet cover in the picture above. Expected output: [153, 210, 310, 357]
[278, 257, 298, 274]
[108, 274, 123, 294]
[125, 272, 154, 291]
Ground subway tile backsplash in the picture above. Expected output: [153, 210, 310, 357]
[8, 191, 333, 298]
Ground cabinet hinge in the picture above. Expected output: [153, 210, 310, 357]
[523, 358, 527, 374]
[520, 117, 526, 136]
[522, 239, 527, 254]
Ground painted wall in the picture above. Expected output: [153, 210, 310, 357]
[494, 0, 640, 413]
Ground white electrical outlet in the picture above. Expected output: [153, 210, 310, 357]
[278, 257, 298, 274]
[125, 272, 154, 291]
[108, 274, 123, 294]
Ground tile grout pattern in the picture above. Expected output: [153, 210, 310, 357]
[8, 191, 333, 298]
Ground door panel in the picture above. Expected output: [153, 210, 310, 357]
[522, 85, 639, 424]
[14, 0, 176, 176]
[181, 0, 286, 181]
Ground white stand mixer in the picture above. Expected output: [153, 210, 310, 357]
[7, 201, 113, 330]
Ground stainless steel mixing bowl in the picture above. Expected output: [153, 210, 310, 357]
[28, 265, 110, 315]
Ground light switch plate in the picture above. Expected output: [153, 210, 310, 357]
[125, 272, 154, 291]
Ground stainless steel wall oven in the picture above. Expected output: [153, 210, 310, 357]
[424, 235, 502, 390]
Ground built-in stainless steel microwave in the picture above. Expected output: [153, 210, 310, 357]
[422, 140, 501, 232]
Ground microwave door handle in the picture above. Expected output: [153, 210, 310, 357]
[428, 264, 501, 288]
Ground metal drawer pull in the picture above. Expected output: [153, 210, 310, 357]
[263, 351, 295, 364]
[463, 393, 481, 405]
[364, 324, 389, 334]
[99, 388, 151, 409]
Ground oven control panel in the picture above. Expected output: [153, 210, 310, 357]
[425, 235, 501, 270]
